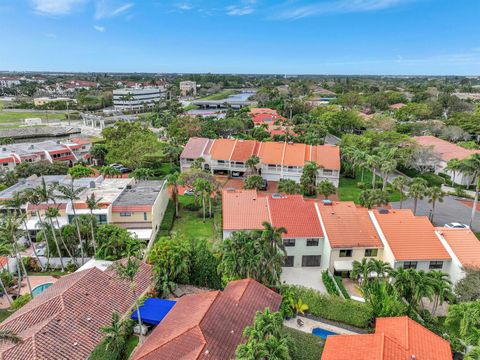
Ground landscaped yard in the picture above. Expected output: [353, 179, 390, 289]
[283, 327, 323, 360]
[198, 89, 238, 101]
[338, 168, 401, 204]
[169, 195, 222, 242]
[0, 111, 66, 123]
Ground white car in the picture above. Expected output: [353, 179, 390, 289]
[444, 222, 470, 229]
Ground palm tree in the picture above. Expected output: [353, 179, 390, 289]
[380, 159, 397, 190]
[370, 259, 392, 279]
[351, 258, 373, 284]
[427, 270, 453, 316]
[101, 311, 129, 355]
[391, 176, 410, 209]
[44, 207, 65, 272]
[86, 193, 103, 255]
[260, 222, 287, 286]
[460, 154, 480, 227]
[445, 158, 462, 184]
[358, 189, 388, 209]
[446, 301, 480, 349]
[277, 179, 300, 195]
[130, 168, 153, 180]
[245, 155, 260, 175]
[115, 255, 144, 343]
[56, 182, 87, 265]
[426, 186, 445, 222]
[300, 162, 319, 196]
[166, 173, 180, 218]
[317, 180, 336, 200]
[193, 178, 211, 222]
[366, 155, 381, 189]
[0, 329, 22, 344]
[408, 178, 428, 215]
[352, 149, 367, 181]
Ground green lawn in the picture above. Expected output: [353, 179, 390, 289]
[170, 195, 222, 242]
[0, 309, 12, 323]
[198, 89, 238, 101]
[183, 104, 200, 111]
[0, 111, 66, 123]
[283, 327, 323, 360]
[124, 335, 139, 358]
[338, 168, 401, 204]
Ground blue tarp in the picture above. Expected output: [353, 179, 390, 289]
[131, 298, 176, 325]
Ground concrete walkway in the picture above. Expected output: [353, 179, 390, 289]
[281, 267, 326, 293]
[284, 315, 358, 335]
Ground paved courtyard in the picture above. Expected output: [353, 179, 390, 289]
[281, 267, 326, 293]
[0, 275, 58, 309]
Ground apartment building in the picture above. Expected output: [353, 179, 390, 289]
[180, 137, 340, 186]
[222, 190, 480, 284]
[179, 80, 197, 97]
[0, 138, 92, 171]
[0, 76, 21, 87]
[414, 135, 480, 185]
[0, 175, 168, 244]
[113, 87, 165, 110]
[249, 108, 294, 137]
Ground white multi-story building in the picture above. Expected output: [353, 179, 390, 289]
[113, 87, 165, 110]
[0, 77, 21, 88]
[179, 81, 197, 97]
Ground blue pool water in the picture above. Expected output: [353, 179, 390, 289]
[312, 327, 338, 339]
[32, 283, 53, 297]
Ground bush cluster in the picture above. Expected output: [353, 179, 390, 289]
[322, 271, 339, 296]
[158, 200, 176, 235]
[334, 276, 350, 299]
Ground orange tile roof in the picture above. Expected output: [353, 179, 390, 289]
[437, 227, 480, 268]
[230, 139, 257, 162]
[257, 141, 285, 165]
[313, 145, 341, 170]
[249, 108, 279, 116]
[322, 316, 452, 360]
[180, 137, 211, 159]
[132, 279, 281, 360]
[283, 143, 307, 166]
[318, 202, 383, 248]
[210, 139, 237, 161]
[222, 190, 269, 231]
[414, 135, 480, 161]
[373, 209, 451, 261]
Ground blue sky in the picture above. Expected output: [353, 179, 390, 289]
[0, 0, 479, 75]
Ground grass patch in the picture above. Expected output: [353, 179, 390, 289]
[198, 89, 238, 101]
[124, 335, 139, 358]
[284, 327, 323, 360]
[157, 200, 175, 237]
[0, 309, 12, 323]
[170, 195, 222, 242]
[0, 111, 66, 123]
[418, 172, 445, 187]
[334, 276, 350, 299]
[338, 168, 401, 204]
[183, 104, 200, 111]
[28, 270, 69, 276]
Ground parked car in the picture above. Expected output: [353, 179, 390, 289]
[184, 189, 195, 196]
[35, 242, 47, 256]
[259, 178, 268, 191]
[444, 222, 469, 229]
[231, 171, 242, 178]
[118, 167, 131, 173]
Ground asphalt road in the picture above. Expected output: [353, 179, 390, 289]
[391, 196, 480, 232]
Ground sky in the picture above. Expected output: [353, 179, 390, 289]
[0, 0, 479, 75]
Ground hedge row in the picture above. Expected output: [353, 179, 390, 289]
[322, 271, 339, 296]
[158, 200, 176, 235]
[286, 285, 373, 329]
[334, 276, 350, 299]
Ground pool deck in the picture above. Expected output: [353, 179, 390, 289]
[284, 315, 358, 336]
[0, 275, 58, 309]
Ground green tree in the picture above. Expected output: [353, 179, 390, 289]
[455, 268, 480, 302]
[86, 193, 102, 255]
[445, 158, 463, 183]
[101, 311, 130, 358]
[246, 155, 260, 174]
[68, 164, 94, 179]
[460, 154, 480, 227]
[426, 186, 444, 222]
[95, 225, 143, 260]
[166, 172, 180, 218]
[44, 207, 66, 272]
[244, 175, 264, 190]
[316, 180, 336, 200]
[90, 144, 108, 166]
[193, 178, 212, 222]
[300, 162, 319, 196]
[358, 189, 388, 209]
[130, 168, 153, 180]
[446, 301, 480, 351]
[408, 178, 428, 215]
[391, 176, 410, 209]
[277, 179, 301, 195]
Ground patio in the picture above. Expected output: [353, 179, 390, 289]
[0, 275, 59, 309]
[281, 267, 326, 293]
[341, 278, 364, 301]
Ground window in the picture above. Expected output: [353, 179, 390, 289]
[365, 249, 378, 257]
[339, 249, 352, 258]
[429, 261, 443, 270]
[403, 261, 418, 269]
[323, 169, 333, 176]
[302, 255, 321, 267]
[306, 238, 319, 246]
[143, 212, 147, 221]
[119, 212, 132, 217]
[268, 164, 278, 170]
[284, 256, 294, 267]
[30, 211, 37, 217]
[283, 239, 296, 247]
[217, 160, 226, 164]
[2, 163, 8, 167]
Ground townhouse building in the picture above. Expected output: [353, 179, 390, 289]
[180, 137, 340, 186]
[248, 108, 294, 137]
[222, 189, 480, 284]
[0, 175, 169, 244]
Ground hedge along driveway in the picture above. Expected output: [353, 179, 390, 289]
[285, 285, 373, 329]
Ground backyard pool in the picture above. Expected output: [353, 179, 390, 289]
[312, 327, 338, 339]
[32, 282, 53, 297]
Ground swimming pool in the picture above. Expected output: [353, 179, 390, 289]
[32, 282, 53, 297]
[312, 327, 338, 339]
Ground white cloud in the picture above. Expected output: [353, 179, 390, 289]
[176, 3, 193, 10]
[226, 5, 254, 16]
[94, 25, 106, 32]
[275, 0, 415, 19]
[95, 0, 134, 19]
[31, 0, 86, 16]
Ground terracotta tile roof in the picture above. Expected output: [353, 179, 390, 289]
[230, 140, 257, 162]
[132, 279, 281, 360]
[268, 194, 323, 238]
[249, 108, 279, 116]
[313, 145, 341, 170]
[437, 227, 480, 268]
[180, 137, 211, 160]
[322, 316, 451, 360]
[257, 141, 285, 165]
[283, 143, 307, 166]
[210, 139, 237, 161]
[414, 135, 480, 161]
[222, 190, 269, 231]
[372, 209, 451, 261]
[0, 261, 152, 360]
[317, 202, 383, 248]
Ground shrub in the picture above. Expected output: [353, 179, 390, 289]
[322, 271, 339, 296]
[283, 327, 323, 360]
[22, 256, 41, 272]
[184, 202, 201, 211]
[188, 239, 222, 290]
[65, 262, 78, 272]
[159, 200, 175, 233]
[356, 182, 365, 189]
[11, 294, 32, 310]
[284, 285, 373, 328]
[334, 276, 350, 299]
[454, 187, 467, 198]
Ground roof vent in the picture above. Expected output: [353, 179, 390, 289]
[378, 208, 389, 214]
[322, 200, 333, 205]
[2, 147, 6, 152]
[411, 356, 416, 360]
[272, 193, 282, 199]
[89, 181, 96, 189]
[126, 185, 132, 190]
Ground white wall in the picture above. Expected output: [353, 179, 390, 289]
[284, 237, 324, 267]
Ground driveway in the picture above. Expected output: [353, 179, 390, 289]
[391, 195, 480, 232]
[281, 267, 326, 293]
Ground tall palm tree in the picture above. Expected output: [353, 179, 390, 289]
[165, 173, 180, 218]
[427, 270, 452, 316]
[101, 311, 129, 355]
[351, 258, 373, 284]
[86, 193, 103, 256]
[426, 186, 445, 222]
[192, 178, 211, 222]
[380, 159, 397, 190]
[44, 207, 65, 272]
[0, 329, 22, 344]
[408, 178, 428, 215]
[445, 158, 462, 184]
[245, 155, 260, 175]
[317, 180, 336, 200]
[366, 155, 381, 189]
[56, 182, 87, 265]
[391, 176, 410, 209]
[460, 154, 480, 227]
[260, 222, 287, 286]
